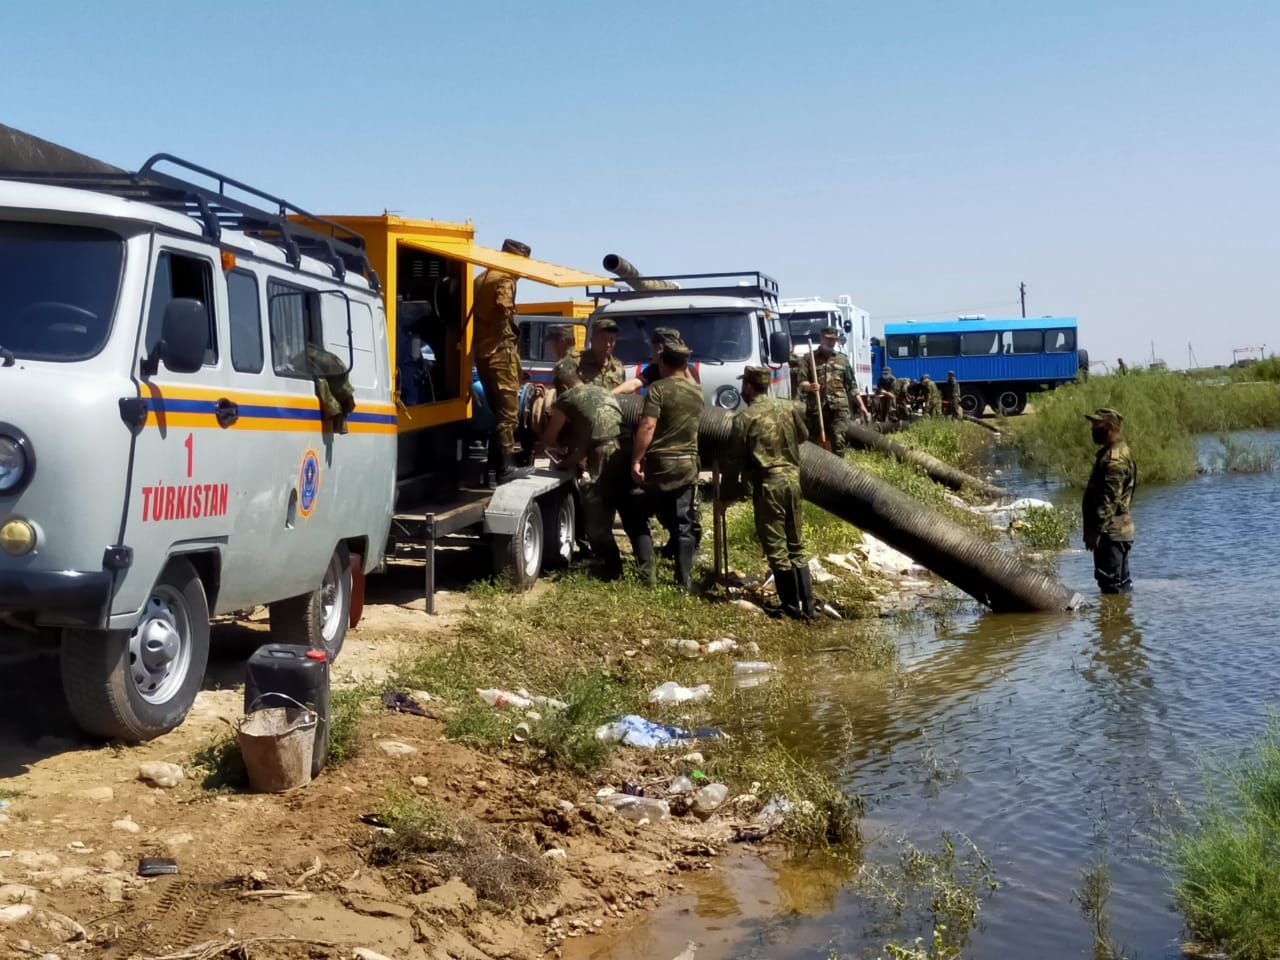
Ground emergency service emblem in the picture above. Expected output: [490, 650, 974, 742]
[298, 448, 321, 518]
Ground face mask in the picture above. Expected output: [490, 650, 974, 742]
[1091, 425, 1109, 444]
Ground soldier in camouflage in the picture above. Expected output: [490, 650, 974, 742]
[894, 376, 912, 421]
[920, 373, 942, 416]
[1082, 407, 1137, 593]
[577, 317, 626, 391]
[626, 341, 704, 590]
[545, 324, 579, 364]
[541, 359, 626, 579]
[945, 371, 963, 418]
[474, 239, 532, 483]
[722, 366, 814, 619]
[791, 326, 866, 454]
[874, 366, 897, 422]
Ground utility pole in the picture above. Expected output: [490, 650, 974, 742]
[1019, 282, 1026, 318]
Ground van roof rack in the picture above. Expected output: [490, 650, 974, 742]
[0, 152, 379, 292]
[588, 271, 779, 309]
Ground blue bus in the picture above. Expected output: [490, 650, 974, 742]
[870, 316, 1085, 416]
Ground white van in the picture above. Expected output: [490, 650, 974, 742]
[0, 155, 395, 741]
[588, 268, 792, 410]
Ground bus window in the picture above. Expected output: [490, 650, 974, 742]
[886, 334, 916, 358]
[960, 331, 1000, 355]
[919, 333, 959, 357]
[1006, 329, 1045, 354]
[1045, 328, 1076, 353]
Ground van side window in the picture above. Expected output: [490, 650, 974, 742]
[227, 269, 263, 373]
[267, 278, 320, 378]
[146, 251, 216, 366]
[347, 301, 377, 388]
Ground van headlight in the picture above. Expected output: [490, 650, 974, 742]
[714, 386, 741, 410]
[0, 434, 31, 494]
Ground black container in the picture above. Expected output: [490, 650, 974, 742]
[244, 643, 331, 777]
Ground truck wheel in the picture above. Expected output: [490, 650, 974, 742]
[493, 502, 543, 590]
[1014, 392, 1029, 414]
[269, 544, 351, 660]
[60, 558, 210, 742]
[995, 388, 1024, 416]
[541, 492, 575, 570]
[959, 389, 985, 416]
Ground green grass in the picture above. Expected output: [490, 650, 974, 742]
[328, 685, 375, 765]
[524, 669, 631, 773]
[1074, 859, 1128, 960]
[846, 451, 998, 543]
[1015, 372, 1280, 486]
[894, 418, 995, 475]
[191, 735, 248, 790]
[1012, 504, 1077, 551]
[1210, 434, 1279, 474]
[0, 787, 26, 800]
[1168, 715, 1280, 959]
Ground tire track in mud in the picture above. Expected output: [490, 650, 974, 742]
[107, 876, 220, 959]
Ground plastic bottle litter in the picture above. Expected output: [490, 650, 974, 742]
[665, 638, 703, 658]
[732, 661, 775, 676]
[600, 793, 670, 822]
[757, 796, 792, 822]
[667, 775, 696, 795]
[743, 641, 761, 656]
[702, 638, 739, 655]
[730, 599, 764, 615]
[691, 783, 729, 818]
[595, 715, 693, 749]
[648, 681, 713, 705]
[477, 688, 567, 711]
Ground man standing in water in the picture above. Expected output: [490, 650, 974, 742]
[1083, 408, 1137, 593]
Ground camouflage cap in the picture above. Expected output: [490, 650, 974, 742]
[552, 356, 580, 384]
[737, 365, 772, 390]
[501, 238, 531, 257]
[1084, 407, 1124, 424]
[920, 373, 932, 381]
[820, 325, 840, 338]
[547, 324, 574, 341]
[882, 366, 892, 374]
[947, 370, 956, 377]
[650, 326, 684, 346]
[660, 341, 692, 364]
[592, 317, 619, 333]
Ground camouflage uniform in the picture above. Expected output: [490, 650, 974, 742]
[577, 350, 626, 391]
[894, 378, 912, 421]
[553, 382, 625, 577]
[473, 267, 521, 454]
[624, 373, 703, 589]
[791, 349, 855, 454]
[875, 369, 897, 422]
[945, 374, 963, 418]
[1082, 414, 1137, 593]
[921, 378, 942, 416]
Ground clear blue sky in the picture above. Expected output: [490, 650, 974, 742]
[6, 0, 1277, 368]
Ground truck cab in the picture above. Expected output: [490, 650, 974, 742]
[586, 270, 792, 410]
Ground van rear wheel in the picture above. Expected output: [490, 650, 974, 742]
[269, 544, 351, 661]
[60, 558, 210, 742]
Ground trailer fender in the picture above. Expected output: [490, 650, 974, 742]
[483, 472, 570, 536]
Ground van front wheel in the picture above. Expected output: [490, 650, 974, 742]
[269, 544, 351, 661]
[61, 558, 211, 742]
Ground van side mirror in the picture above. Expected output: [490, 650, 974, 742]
[145, 299, 207, 375]
[843, 321, 853, 333]
[768, 330, 791, 365]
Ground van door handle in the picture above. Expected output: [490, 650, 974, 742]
[215, 398, 239, 428]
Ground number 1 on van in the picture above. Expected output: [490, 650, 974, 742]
[184, 432, 193, 478]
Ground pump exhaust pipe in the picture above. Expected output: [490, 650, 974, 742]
[603, 254, 679, 292]
[0, 123, 123, 175]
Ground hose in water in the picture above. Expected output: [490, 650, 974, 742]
[618, 397, 1078, 613]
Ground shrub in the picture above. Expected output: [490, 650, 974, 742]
[1012, 505, 1077, 550]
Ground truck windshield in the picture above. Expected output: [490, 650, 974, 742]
[611, 311, 754, 364]
[0, 222, 124, 362]
[786, 311, 835, 343]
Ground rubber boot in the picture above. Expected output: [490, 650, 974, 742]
[496, 450, 532, 484]
[774, 566, 802, 619]
[675, 539, 696, 593]
[795, 564, 817, 620]
[634, 536, 657, 587]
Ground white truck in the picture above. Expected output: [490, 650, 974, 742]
[589, 257, 792, 410]
[780, 295, 873, 395]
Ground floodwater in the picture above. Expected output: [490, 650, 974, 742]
[571, 434, 1280, 960]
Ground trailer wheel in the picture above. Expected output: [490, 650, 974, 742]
[995, 388, 1024, 416]
[269, 544, 351, 661]
[541, 491, 576, 570]
[959, 389, 986, 416]
[60, 558, 210, 742]
[493, 502, 544, 590]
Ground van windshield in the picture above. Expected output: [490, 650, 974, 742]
[610, 311, 754, 364]
[786, 311, 835, 343]
[0, 222, 124, 362]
